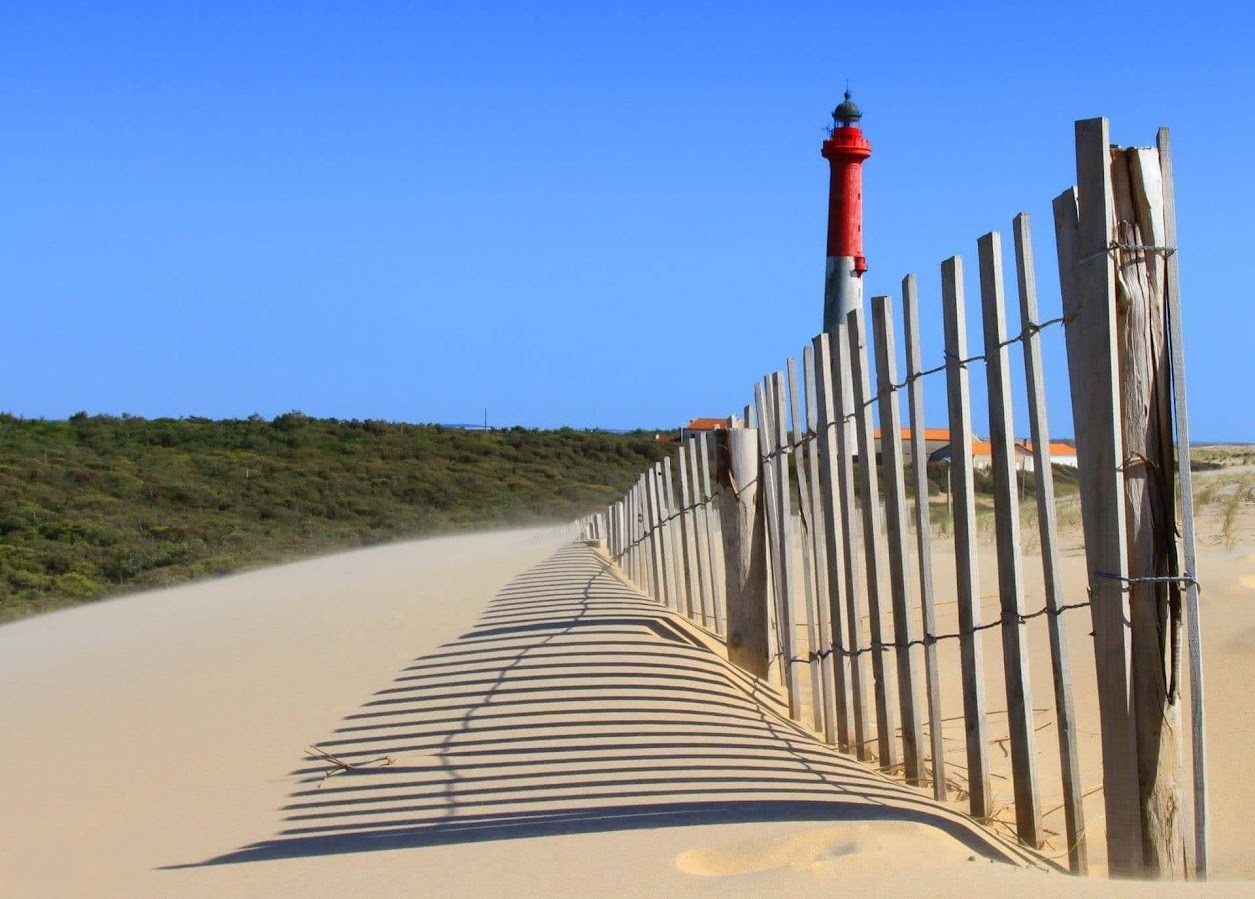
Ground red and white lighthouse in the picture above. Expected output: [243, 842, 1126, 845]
[821, 91, 872, 333]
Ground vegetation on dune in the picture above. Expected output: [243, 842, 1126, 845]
[0, 412, 667, 621]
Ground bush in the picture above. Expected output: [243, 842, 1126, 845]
[0, 415, 667, 621]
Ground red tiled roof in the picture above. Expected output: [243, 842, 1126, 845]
[1019, 440, 1078, 457]
[684, 418, 730, 431]
[873, 427, 951, 441]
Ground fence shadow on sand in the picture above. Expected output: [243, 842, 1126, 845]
[172, 544, 1035, 868]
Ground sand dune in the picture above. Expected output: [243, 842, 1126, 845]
[1, 527, 1250, 896]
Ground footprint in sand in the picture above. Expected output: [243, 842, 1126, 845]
[675, 822, 977, 878]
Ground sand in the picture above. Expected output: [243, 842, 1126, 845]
[1, 515, 1251, 896]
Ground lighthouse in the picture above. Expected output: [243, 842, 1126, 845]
[821, 91, 872, 333]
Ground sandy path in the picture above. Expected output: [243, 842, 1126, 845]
[0, 526, 565, 897]
[2, 531, 1249, 897]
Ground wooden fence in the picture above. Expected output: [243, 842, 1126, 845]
[574, 117, 1207, 881]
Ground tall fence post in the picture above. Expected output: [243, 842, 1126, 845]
[803, 345, 839, 745]
[677, 442, 707, 627]
[1054, 116, 1143, 876]
[846, 306, 900, 769]
[698, 431, 725, 635]
[645, 468, 667, 604]
[716, 423, 769, 678]
[758, 375, 801, 717]
[941, 254, 993, 820]
[789, 356, 828, 737]
[829, 330, 873, 761]
[1013, 211, 1088, 873]
[1158, 126, 1209, 879]
[978, 231, 1044, 848]
[660, 459, 684, 612]
[812, 333, 854, 752]
[902, 274, 947, 801]
[1112, 141, 1187, 879]
[871, 295, 926, 786]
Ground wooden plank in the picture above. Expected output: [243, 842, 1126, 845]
[829, 330, 873, 760]
[681, 441, 711, 628]
[698, 431, 725, 634]
[941, 254, 993, 820]
[634, 481, 647, 589]
[668, 452, 695, 619]
[771, 372, 803, 717]
[870, 295, 926, 785]
[1119, 144, 1187, 878]
[646, 466, 668, 605]
[846, 306, 900, 769]
[678, 443, 704, 622]
[902, 274, 947, 801]
[716, 424, 770, 677]
[811, 333, 853, 751]
[1055, 117, 1142, 875]
[626, 488, 636, 582]
[755, 380, 789, 698]
[978, 231, 1044, 848]
[1158, 125, 1210, 879]
[788, 357, 828, 736]
[1012, 212, 1088, 872]
[803, 344, 839, 744]
[662, 458, 687, 615]
[637, 482, 647, 588]
[641, 475, 655, 595]
[636, 480, 646, 587]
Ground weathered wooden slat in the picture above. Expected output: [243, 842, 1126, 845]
[635, 480, 648, 589]
[682, 440, 711, 628]
[811, 333, 854, 751]
[830, 329, 873, 760]
[647, 466, 669, 605]
[716, 423, 770, 677]
[698, 431, 725, 634]
[627, 487, 637, 583]
[755, 379, 791, 702]
[941, 254, 993, 820]
[1013, 211, 1088, 872]
[636, 477, 649, 591]
[788, 357, 828, 735]
[1158, 126, 1209, 879]
[662, 458, 688, 615]
[870, 295, 926, 785]
[753, 379, 783, 683]
[657, 463, 678, 609]
[1118, 144, 1188, 878]
[846, 306, 900, 769]
[978, 231, 1044, 848]
[901, 274, 947, 801]
[772, 372, 803, 718]
[803, 345, 838, 744]
[1055, 117, 1142, 875]
[674, 451, 697, 619]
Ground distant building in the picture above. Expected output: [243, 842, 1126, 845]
[679, 417, 731, 443]
[927, 436, 1078, 470]
[873, 427, 952, 457]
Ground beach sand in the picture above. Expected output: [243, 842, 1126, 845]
[0, 508, 1251, 896]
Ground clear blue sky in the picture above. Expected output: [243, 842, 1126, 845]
[3, 1, 1251, 439]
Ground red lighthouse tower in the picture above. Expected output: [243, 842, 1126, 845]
[821, 91, 872, 333]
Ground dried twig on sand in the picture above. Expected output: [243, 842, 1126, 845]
[307, 745, 394, 787]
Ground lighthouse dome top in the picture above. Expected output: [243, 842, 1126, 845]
[832, 91, 862, 125]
